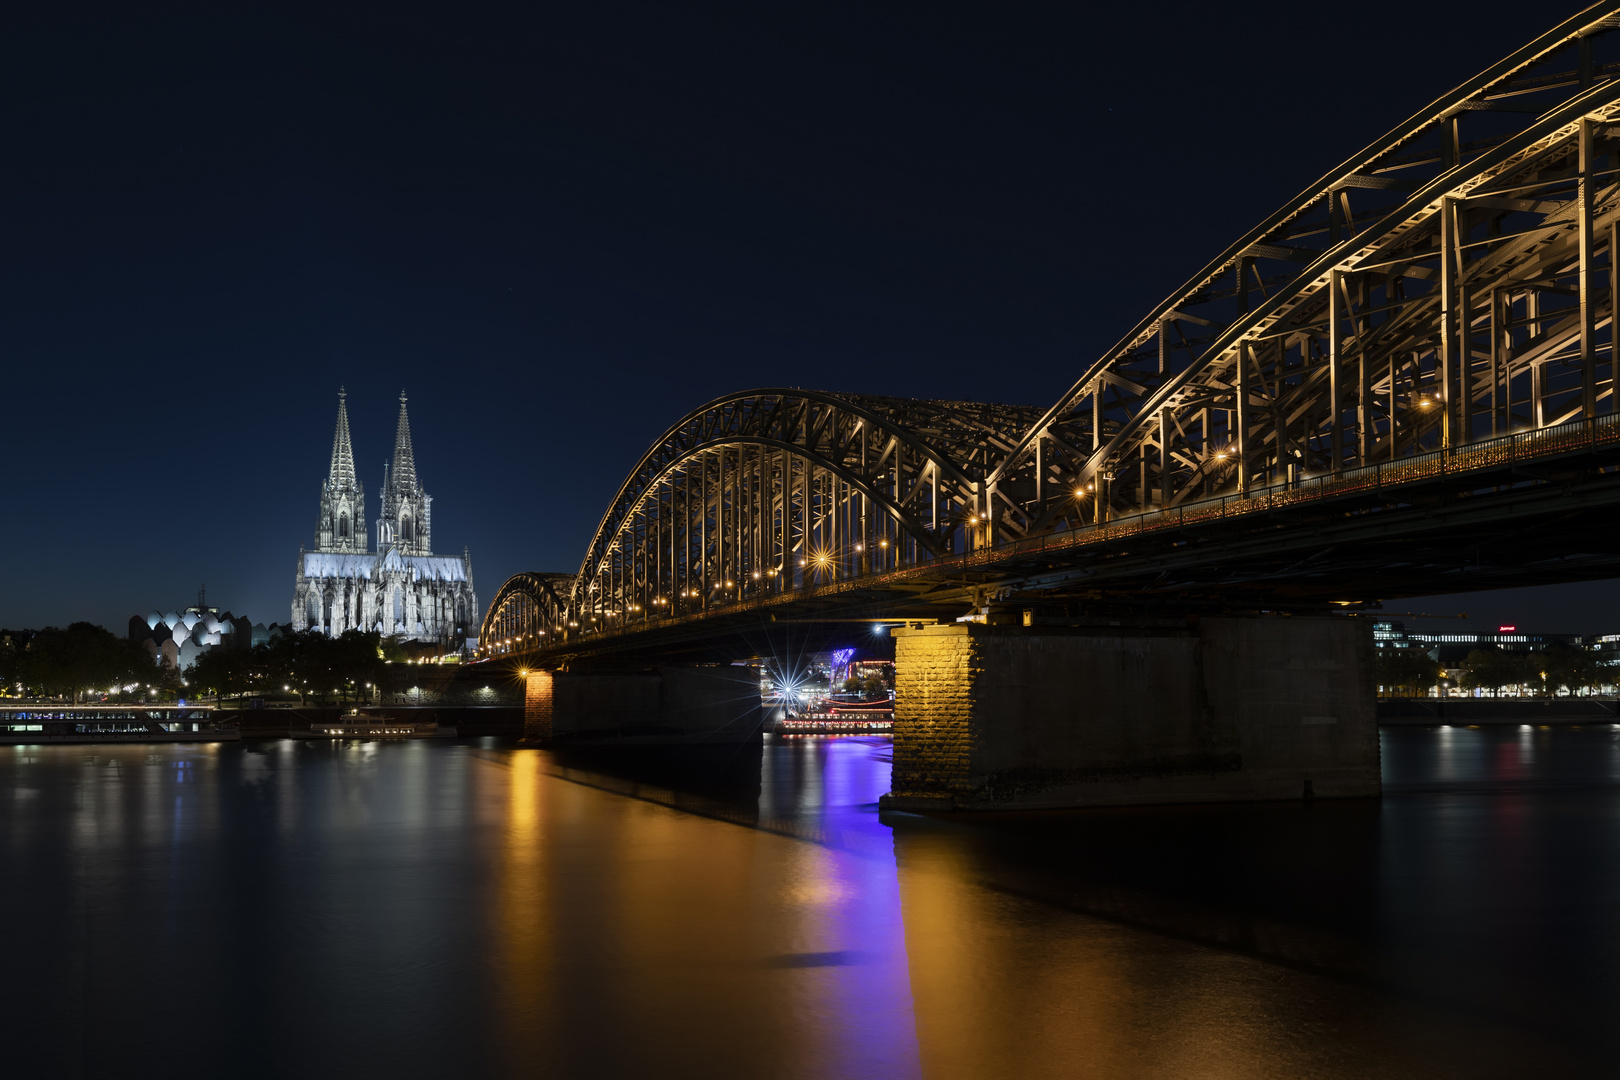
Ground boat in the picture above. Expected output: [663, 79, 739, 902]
[774, 701, 893, 735]
[0, 705, 240, 744]
[295, 717, 456, 739]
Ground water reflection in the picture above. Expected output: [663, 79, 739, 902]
[4, 730, 1620, 1077]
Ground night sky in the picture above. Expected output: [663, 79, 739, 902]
[2, 1, 1605, 635]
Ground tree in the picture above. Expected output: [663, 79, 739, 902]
[186, 647, 251, 700]
[380, 634, 412, 663]
[1375, 647, 1440, 697]
[1540, 643, 1602, 697]
[1458, 648, 1529, 696]
[246, 629, 384, 706]
[23, 623, 151, 703]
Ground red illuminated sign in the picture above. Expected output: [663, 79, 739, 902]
[1497, 624, 1517, 632]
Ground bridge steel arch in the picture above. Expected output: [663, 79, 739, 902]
[983, 2, 1620, 541]
[481, 5, 1620, 658]
[481, 572, 575, 655]
[481, 389, 1041, 651]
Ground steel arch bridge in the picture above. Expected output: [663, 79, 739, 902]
[484, 2, 1620, 658]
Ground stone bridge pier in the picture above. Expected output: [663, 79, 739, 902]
[879, 616, 1379, 811]
[523, 664, 763, 745]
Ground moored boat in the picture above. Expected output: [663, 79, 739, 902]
[0, 705, 240, 744]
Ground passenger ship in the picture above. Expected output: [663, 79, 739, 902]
[0, 705, 240, 744]
[774, 701, 894, 735]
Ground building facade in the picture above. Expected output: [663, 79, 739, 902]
[292, 389, 479, 650]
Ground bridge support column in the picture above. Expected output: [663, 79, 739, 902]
[523, 671, 554, 742]
[521, 665, 762, 746]
[880, 616, 1379, 811]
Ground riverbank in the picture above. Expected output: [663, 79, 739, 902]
[1379, 697, 1620, 725]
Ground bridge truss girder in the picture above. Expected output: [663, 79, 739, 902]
[986, 4, 1620, 541]
[483, 389, 1043, 647]
[481, 571, 574, 655]
[481, 4, 1620, 660]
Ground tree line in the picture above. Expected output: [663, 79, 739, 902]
[2, 623, 413, 706]
[1376, 644, 1611, 697]
[186, 629, 397, 705]
[0, 623, 169, 703]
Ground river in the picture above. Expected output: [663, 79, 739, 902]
[5, 726, 1620, 1078]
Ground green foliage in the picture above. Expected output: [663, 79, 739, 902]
[7, 623, 397, 706]
[1375, 647, 1439, 696]
[861, 673, 886, 698]
[1538, 642, 1604, 696]
[1457, 648, 1528, 695]
[380, 634, 412, 663]
[16, 623, 152, 703]
[195, 629, 387, 704]
[841, 675, 863, 693]
[186, 647, 251, 699]
[1454, 644, 1607, 697]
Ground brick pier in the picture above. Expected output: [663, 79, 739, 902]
[881, 616, 1380, 810]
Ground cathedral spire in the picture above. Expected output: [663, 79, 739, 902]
[314, 386, 365, 553]
[391, 389, 418, 493]
[328, 386, 357, 490]
[380, 390, 431, 554]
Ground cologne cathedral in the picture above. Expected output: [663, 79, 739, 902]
[292, 389, 479, 649]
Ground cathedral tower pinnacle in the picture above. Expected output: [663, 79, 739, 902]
[315, 387, 366, 553]
[379, 389, 432, 555]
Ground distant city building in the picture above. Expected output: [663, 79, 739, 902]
[1373, 620, 1591, 664]
[292, 388, 479, 650]
[125, 591, 289, 671]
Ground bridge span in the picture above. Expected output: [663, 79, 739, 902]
[481, 4, 1620, 810]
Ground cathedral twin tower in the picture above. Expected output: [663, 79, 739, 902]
[293, 389, 479, 648]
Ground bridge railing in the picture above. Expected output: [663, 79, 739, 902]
[521, 411, 1620, 649]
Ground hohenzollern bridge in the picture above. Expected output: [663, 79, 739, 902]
[478, 5, 1620, 811]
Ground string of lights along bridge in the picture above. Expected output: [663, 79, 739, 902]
[484, 3, 1620, 659]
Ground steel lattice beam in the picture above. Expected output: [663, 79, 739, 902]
[482, 3, 1620, 659]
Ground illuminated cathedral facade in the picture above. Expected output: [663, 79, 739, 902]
[292, 389, 479, 649]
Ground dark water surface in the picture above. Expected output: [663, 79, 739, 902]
[6, 727, 1620, 1078]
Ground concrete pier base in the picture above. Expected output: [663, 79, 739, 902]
[524, 665, 763, 745]
[880, 616, 1379, 811]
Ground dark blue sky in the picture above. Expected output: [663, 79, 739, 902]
[2, 0, 1606, 634]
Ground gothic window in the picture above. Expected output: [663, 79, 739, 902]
[338, 512, 349, 538]
[401, 514, 413, 542]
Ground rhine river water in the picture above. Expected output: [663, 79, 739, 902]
[6, 727, 1620, 1078]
